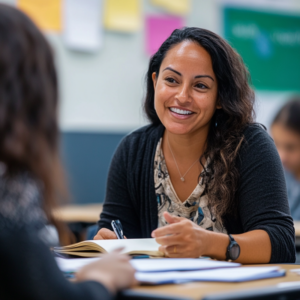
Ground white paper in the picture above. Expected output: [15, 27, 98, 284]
[135, 267, 281, 284]
[63, 0, 103, 52]
[55, 257, 100, 272]
[289, 269, 300, 273]
[55, 256, 239, 274]
[130, 258, 240, 272]
[86, 238, 161, 254]
[278, 282, 300, 288]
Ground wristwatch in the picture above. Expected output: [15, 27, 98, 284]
[226, 234, 240, 261]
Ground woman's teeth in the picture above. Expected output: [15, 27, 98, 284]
[169, 107, 193, 115]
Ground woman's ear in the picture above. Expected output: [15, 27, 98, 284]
[152, 72, 157, 90]
[216, 99, 222, 109]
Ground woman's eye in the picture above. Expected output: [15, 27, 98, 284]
[165, 78, 177, 84]
[195, 83, 207, 89]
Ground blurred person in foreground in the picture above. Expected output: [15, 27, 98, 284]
[0, 4, 135, 300]
[271, 97, 300, 220]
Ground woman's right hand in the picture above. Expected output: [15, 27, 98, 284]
[94, 228, 127, 240]
[76, 250, 137, 294]
[93, 228, 118, 240]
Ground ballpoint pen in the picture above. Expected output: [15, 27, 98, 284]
[111, 219, 150, 258]
[111, 219, 124, 239]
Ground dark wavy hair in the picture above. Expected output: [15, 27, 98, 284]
[144, 27, 255, 218]
[272, 96, 300, 136]
[0, 4, 70, 243]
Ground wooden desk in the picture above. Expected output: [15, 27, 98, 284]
[122, 264, 300, 300]
[53, 204, 102, 223]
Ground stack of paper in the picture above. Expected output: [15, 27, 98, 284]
[55, 257, 285, 285]
[55, 257, 240, 273]
[130, 258, 240, 272]
[135, 266, 285, 284]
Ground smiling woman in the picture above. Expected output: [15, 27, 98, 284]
[95, 27, 295, 264]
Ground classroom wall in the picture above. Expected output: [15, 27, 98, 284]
[1, 0, 300, 204]
[4, 0, 299, 133]
[51, 0, 221, 133]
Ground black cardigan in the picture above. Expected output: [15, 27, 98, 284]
[98, 123, 296, 263]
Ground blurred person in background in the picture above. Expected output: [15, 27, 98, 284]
[0, 4, 135, 300]
[271, 97, 300, 221]
[94, 27, 295, 264]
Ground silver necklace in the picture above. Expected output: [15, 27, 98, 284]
[166, 134, 200, 182]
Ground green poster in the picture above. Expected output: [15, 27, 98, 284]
[224, 7, 300, 91]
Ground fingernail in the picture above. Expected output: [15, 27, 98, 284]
[151, 232, 155, 237]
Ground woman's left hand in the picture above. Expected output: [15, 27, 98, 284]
[151, 212, 209, 258]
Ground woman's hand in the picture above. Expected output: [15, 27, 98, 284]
[93, 228, 127, 240]
[76, 250, 137, 294]
[151, 211, 210, 258]
[94, 228, 118, 240]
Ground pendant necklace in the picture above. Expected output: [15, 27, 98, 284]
[166, 134, 199, 182]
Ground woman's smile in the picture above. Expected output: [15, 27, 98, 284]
[168, 106, 196, 120]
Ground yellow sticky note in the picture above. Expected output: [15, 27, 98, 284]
[17, 0, 61, 32]
[104, 0, 141, 32]
[152, 0, 190, 15]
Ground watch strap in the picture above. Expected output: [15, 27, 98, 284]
[226, 234, 236, 261]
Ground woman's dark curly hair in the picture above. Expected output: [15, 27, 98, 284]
[0, 4, 70, 243]
[144, 27, 255, 218]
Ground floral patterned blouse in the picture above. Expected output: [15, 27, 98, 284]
[154, 138, 227, 233]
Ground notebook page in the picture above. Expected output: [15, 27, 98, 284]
[131, 258, 240, 272]
[87, 238, 161, 254]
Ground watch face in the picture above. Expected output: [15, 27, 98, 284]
[230, 244, 240, 260]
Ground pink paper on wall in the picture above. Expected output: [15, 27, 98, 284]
[145, 15, 184, 55]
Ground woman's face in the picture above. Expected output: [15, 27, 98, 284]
[271, 123, 300, 176]
[152, 41, 219, 136]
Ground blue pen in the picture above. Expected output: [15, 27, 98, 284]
[111, 219, 124, 239]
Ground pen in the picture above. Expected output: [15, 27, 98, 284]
[111, 219, 124, 239]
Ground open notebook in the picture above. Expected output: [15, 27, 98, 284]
[53, 238, 164, 258]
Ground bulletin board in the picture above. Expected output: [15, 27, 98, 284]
[224, 7, 300, 92]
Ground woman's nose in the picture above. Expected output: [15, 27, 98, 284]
[175, 85, 191, 103]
